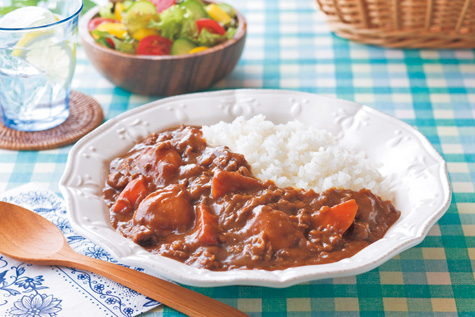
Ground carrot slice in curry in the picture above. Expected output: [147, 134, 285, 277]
[211, 170, 263, 198]
[189, 202, 219, 245]
[113, 176, 149, 214]
[313, 199, 358, 234]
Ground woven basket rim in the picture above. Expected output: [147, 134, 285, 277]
[315, 0, 475, 48]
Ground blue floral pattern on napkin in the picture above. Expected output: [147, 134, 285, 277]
[0, 184, 160, 317]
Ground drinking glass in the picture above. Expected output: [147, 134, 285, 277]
[0, 0, 83, 131]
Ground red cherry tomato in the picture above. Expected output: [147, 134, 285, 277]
[88, 17, 117, 31]
[196, 18, 226, 35]
[137, 35, 173, 55]
[152, 0, 176, 13]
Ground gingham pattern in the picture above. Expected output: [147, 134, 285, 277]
[1, 0, 475, 315]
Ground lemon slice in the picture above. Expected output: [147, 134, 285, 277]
[24, 39, 75, 87]
[11, 31, 54, 57]
[10, 14, 60, 57]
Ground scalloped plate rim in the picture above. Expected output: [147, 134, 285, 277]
[59, 89, 451, 288]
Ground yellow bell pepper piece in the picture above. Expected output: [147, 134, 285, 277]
[115, 2, 126, 22]
[132, 28, 159, 41]
[189, 46, 208, 54]
[96, 23, 127, 39]
[205, 4, 231, 24]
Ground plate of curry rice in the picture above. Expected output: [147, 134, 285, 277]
[60, 89, 451, 287]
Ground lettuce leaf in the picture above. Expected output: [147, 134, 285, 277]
[91, 30, 137, 54]
[149, 5, 191, 41]
[194, 27, 234, 47]
[148, 3, 236, 47]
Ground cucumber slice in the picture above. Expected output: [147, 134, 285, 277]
[126, 0, 157, 16]
[171, 38, 197, 55]
[122, 0, 134, 10]
[123, 0, 158, 34]
[180, 0, 208, 19]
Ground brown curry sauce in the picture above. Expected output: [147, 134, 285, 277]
[103, 125, 400, 271]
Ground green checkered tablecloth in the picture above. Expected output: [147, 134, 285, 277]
[1, 0, 475, 315]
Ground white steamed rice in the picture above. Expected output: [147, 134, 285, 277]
[202, 115, 393, 201]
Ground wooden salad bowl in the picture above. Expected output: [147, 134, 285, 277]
[79, 2, 246, 96]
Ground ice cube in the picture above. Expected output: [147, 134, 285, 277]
[0, 6, 57, 29]
[0, 50, 43, 77]
[0, 50, 50, 116]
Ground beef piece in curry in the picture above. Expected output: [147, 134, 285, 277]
[103, 125, 400, 271]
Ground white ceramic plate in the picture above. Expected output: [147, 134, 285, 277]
[60, 89, 451, 288]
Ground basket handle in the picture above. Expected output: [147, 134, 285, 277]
[455, 0, 471, 33]
[425, 0, 434, 30]
[392, 0, 400, 30]
[356, 0, 369, 28]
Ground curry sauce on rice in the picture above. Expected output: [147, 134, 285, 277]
[103, 116, 400, 271]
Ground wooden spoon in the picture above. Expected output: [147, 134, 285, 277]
[0, 201, 247, 317]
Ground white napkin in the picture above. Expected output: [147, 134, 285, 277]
[0, 183, 161, 316]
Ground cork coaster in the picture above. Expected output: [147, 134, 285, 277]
[0, 91, 104, 151]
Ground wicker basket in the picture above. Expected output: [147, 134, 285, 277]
[315, 0, 475, 48]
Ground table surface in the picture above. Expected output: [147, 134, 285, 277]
[1, 0, 475, 315]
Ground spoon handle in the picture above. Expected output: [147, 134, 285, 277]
[59, 250, 247, 317]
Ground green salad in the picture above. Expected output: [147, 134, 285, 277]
[89, 0, 238, 56]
